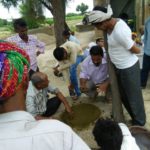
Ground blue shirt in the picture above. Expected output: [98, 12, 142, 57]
[144, 17, 150, 56]
[69, 35, 80, 45]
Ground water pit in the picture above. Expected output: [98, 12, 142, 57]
[61, 103, 101, 130]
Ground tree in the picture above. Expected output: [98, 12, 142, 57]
[1, 0, 71, 46]
[19, 0, 40, 28]
[0, 0, 19, 9]
[76, 3, 88, 15]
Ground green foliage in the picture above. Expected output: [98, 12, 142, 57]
[45, 15, 83, 25]
[0, 19, 8, 27]
[66, 15, 83, 21]
[19, 4, 38, 29]
[76, 3, 88, 15]
[45, 18, 54, 25]
[0, 0, 19, 9]
[66, 13, 78, 17]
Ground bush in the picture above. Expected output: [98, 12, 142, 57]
[45, 18, 54, 25]
[66, 15, 83, 21]
[0, 19, 8, 27]
[66, 13, 78, 17]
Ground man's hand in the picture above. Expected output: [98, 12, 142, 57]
[53, 68, 63, 77]
[80, 78, 88, 93]
[80, 84, 88, 93]
[65, 105, 73, 115]
[96, 81, 109, 96]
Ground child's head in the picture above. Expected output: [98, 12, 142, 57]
[93, 119, 123, 150]
[96, 37, 104, 47]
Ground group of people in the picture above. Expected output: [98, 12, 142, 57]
[0, 3, 149, 150]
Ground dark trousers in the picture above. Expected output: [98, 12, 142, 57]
[141, 53, 150, 87]
[116, 61, 146, 126]
[42, 97, 61, 117]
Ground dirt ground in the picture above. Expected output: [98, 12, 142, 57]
[35, 30, 150, 149]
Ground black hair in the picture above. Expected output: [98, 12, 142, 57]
[13, 18, 27, 30]
[62, 30, 71, 36]
[93, 6, 107, 13]
[90, 45, 104, 57]
[53, 47, 65, 61]
[93, 119, 123, 150]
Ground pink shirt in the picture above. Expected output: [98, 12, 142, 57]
[7, 34, 45, 71]
[80, 55, 108, 84]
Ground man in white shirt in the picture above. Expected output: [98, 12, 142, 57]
[87, 5, 146, 126]
[0, 42, 90, 150]
[26, 72, 72, 120]
[93, 119, 140, 150]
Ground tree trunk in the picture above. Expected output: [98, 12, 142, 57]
[104, 33, 124, 122]
[51, 0, 66, 46]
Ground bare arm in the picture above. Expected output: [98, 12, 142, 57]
[80, 78, 88, 92]
[56, 92, 72, 114]
[130, 44, 141, 54]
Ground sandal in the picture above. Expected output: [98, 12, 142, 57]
[68, 88, 78, 100]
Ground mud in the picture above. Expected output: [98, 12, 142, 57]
[60, 103, 101, 130]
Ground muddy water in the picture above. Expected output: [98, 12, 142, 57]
[61, 103, 101, 130]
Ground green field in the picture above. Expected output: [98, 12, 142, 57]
[0, 15, 83, 39]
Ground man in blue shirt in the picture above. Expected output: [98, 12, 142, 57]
[141, 17, 150, 88]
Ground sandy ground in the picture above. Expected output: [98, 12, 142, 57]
[35, 30, 150, 149]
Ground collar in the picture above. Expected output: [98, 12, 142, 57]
[29, 81, 43, 95]
[89, 56, 107, 65]
[0, 111, 35, 124]
[16, 34, 32, 43]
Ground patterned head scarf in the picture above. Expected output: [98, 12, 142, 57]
[0, 40, 30, 101]
[87, 5, 113, 24]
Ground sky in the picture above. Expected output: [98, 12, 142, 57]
[0, 0, 93, 20]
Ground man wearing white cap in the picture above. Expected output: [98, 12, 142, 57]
[87, 5, 146, 126]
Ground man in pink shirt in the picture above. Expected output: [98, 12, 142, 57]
[80, 45, 109, 99]
[7, 18, 45, 78]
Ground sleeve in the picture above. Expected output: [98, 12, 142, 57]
[59, 123, 91, 150]
[143, 19, 150, 45]
[26, 95, 37, 117]
[47, 85, 60, 95]
[79, 59, 90, 79]
[119, 123, 140, 150]
[115, 22, 134, 50]
[25, 82, 37, 117]
[66, 130, 91, 150]
[37, 40, 45, 53]
[34, 36, 45, 54]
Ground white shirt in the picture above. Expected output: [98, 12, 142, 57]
[107, 19, 138, 69]
[0, 111, 91, 150]
[26, 81, 59, 116]
[119, 123, 140, 150]
[58, 41, 83, 71]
